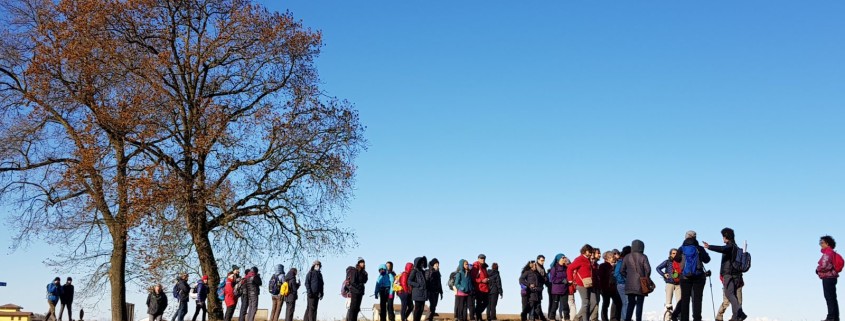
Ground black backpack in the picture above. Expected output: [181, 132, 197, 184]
[448, 271, 457, 291]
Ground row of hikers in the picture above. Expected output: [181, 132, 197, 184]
[139, 228, 843, 321]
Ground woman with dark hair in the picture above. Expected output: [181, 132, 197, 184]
[548, 254, 570, 321]
[704, 228, 747, 321]
[454, 259, 472, 321]
[520, 261, 547, 321]
[656, 249, 681, 317]
[398, 262, 415, 321]
[817, 235, 840, 321]
[568, 244, 597, 321]
[598, 251, 620, 321]
[487, 263, 503, 321]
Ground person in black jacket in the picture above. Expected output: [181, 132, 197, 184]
[671, 231, 711, 321]
[386, 262, 397, 321]
[704, 228, 747, 321]
[347, 258, 369, 321]
[304, 261, 324, 321]
[410, 257, 429, 321]
[172, 273, 190, 321]
[520, 261, 548, 321]
[284, 268, 301, 321]
[147, 284, 169, 321]
[426, 258, 443, 321]
[245, 267, 263, 321]
[58, 277, 74, 321]
[487, 263, 503, 321]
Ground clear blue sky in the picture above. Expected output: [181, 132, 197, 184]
[2, 1, 844, 320]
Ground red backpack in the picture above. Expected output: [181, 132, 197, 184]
[833, 252, 844, 273]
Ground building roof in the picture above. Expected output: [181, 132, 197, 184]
[0, 304, 23, 310]
[0, 311, 32, 317]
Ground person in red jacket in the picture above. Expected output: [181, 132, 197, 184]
[470, 254, 490, 321]
[568, 245, 596, 321]
[223, 266, 241, 321]
[818, 235, 841, 321]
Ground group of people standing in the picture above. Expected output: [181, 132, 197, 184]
[45, 277, 74, 321]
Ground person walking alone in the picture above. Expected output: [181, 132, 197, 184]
[304, 261, 324, 321]
[818, 235, 842, 321]
[147, 284, 169, 321]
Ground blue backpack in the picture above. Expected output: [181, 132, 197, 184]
[217, 278, 227, 300]
[680, 245, 704, 277]
[172, 284, 180, 299]
[732, 247, 751, 273]
[269, 274, 282, 295]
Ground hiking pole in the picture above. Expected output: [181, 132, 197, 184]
[707, 270, 716, 321]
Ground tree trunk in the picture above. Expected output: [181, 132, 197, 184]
[110, 228, 129, 321]
[195, 231, 224, 321]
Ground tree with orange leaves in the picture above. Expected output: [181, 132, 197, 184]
[1, 0, 365, 320]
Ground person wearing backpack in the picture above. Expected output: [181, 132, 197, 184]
[376, 264, 395, 321]
[347, 258, 369, 321]
[547, 254, 568, 321]
[410, 257, 429, 321]
[284, 268, 301, 321]
[619, 240, 651, 321]
[238, 267, 251, 321]
[244, 266, 263, 321]
[223, 266, 241, 321]
[454, 259, 472, 321]
[386, 262, 398, 321]
[817, 235, 842, 321]
[656, 249, 681, 315]
[568, 245, 597, 321]
[191, 275, 209, 321]
[304, 260, 324, 321]
[397, 262, 415, 321]
[147, 283, 169, 321]
[46, 277, 62, 321]
[269, 264, 287, 321]
[426, 258, 444, 321]
[671, 231, 711, 321]
[487, 263, 503, 321]
[703, 228, 747, 321]
[172, 273, 190, 321]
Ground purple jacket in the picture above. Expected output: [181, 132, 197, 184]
[549, 263, 568, 295]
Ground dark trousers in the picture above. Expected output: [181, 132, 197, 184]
[399, 294, 414, 321]
[521, 300, 546, 321]
[487, 294, 500, 321]
[192, 301, 207, 321]
[379, 288, 391, 321]
[285, 300, 296, 321]
[304, 295, 320, 321]
[548, 294, 568, 320]
[348, 294, 364, 321]
[625, 295, 644, 321]
[824, 278, 840, 321]
[58, 301, 72, 321]
[601, 292, 620, 321]
[468, 294, 476, 320]
[674, 277, 706, 321]
[388, 295, 396, 321]
[455, 296, 469, 321]
[224, 304, 236, 321]
[247, 296, 259, 321]
[239, 295, 249, 321]
[428, 293, 440, 321]
[474, 293, 489, 320]
[413, 300, 426, 321]
[722, 276, 744, 319]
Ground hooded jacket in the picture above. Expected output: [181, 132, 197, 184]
[147, 290, 168, 315]
[621, 240, 651, 295]
[60, 283, 74, 303]
[470, 261, 490, 293]
[818, 247, 840, 279]
[176, 278, 191, 303]
[613, 258, 626, 285]
[425, 259, 443, 296]
[375, 264, 395, 297]
[47, 282, 62, 303]
[409, 256, 429, 301]
[487, 268, 502, 295]
[284, 269, 300, 302]
[270, 264, 285, 296]
[398, 262, 413, 295]
[549, 254, 568, 295]
[195, 280, 209, 302]
[674, 238, 711, 280]
[453, 260, 472, 295]
[305, 265, 324, 298]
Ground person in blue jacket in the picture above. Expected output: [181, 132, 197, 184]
[454, 259, 472, 321]
[191, 275, 209, 321]
[614, 246, 631, 321]
[375, 264, 396, 321]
